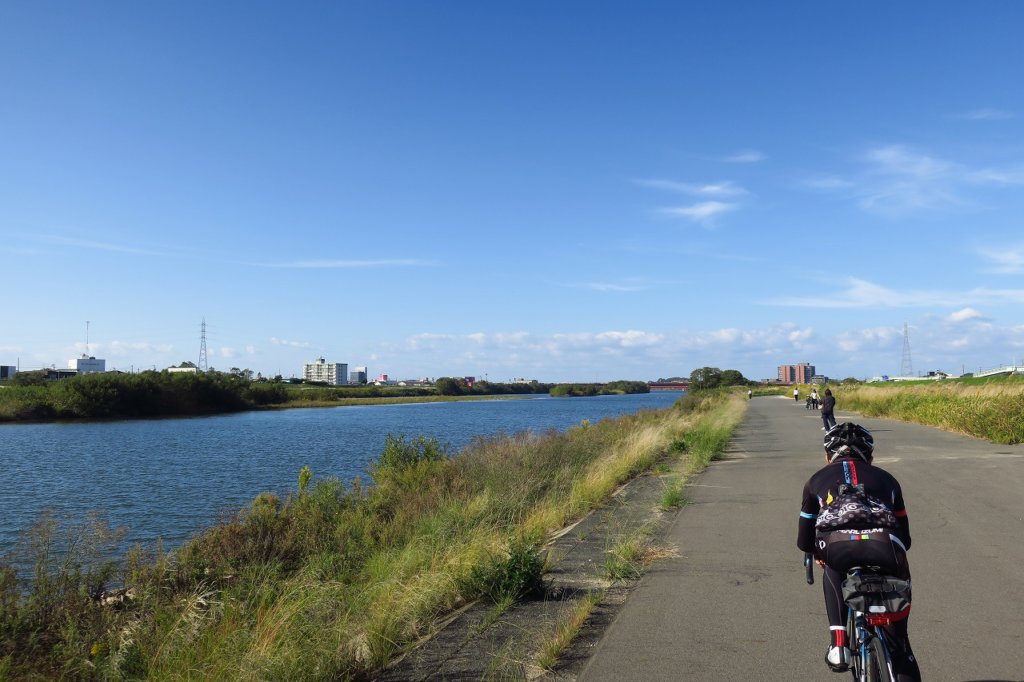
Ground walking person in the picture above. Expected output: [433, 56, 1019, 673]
[794, 387, 800, 402]
[810, 388, 819, 410]
[820, 389, 837, 430]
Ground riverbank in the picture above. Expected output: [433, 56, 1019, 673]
[0, 390, 742, 680]
[0, 372, 647, 424]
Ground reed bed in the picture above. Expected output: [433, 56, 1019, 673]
[837, 380, 1024, 444]
[0, 391, 745, 679]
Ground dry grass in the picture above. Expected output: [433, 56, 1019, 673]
[838, 381, 1024, 444]
[0, 391, 746, 680]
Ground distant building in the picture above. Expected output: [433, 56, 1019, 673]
[70, 355, 105, 374]
[0, 366, 16, 380]
[304, 358, 348, 386]
[167, 366, 199, 374]
[810, 374, 829, 385]
[349, 366, 368, 384]
[778, 363, 816, 384]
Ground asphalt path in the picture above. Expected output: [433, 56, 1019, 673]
[579, 395, 1024, 681]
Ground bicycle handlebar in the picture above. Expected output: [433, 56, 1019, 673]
[804, 552, 814, 585]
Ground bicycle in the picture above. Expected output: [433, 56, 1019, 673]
[804, 552, 912, 682]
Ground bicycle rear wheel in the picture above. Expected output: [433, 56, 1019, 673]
[866, 631, 894, 682]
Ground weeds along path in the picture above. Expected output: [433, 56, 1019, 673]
[379, 391, 746, 681]
[838, 381, 1024, 444]
[0, 391, 745, 680]
[577, 394, 1024, 681]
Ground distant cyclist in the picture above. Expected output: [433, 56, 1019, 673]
[797, 423, 921, 680]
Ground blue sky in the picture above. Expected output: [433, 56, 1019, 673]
[3, 2, 1024, 382]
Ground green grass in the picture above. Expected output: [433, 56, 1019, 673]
[659, 479, 687, 510]
[837, 380, 1024, 444]
[0, 391, 746, 679]
[535, 590, 603, 671]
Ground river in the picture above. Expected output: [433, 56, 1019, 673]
[0, 392, 682, 557]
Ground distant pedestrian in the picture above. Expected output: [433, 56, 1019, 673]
[794, 387, 800, 402]
[748, 389, 753, 400]
[811, 388, 820, 410]
[821, 389, 837, 430]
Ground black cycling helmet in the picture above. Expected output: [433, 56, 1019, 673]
[824, 422, 874, 462]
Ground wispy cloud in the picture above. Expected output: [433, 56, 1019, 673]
[722, 149, 766, 163]
[951, 108, 1014, 121]
[583, 282, 648, 292]
[801, 176, 856, 190]
[948, 307, 985, 323]
[858, 145, 961, 214]
[634, 178, 748, 197]
[978, 245, 1024, 273]
[806, 144, 1024, 216]
[39, 235, 166, 256]
[659, 201, 738, 226]
[270, 337, 313, 348]
[768, 276, 1024, 308]
[257, 259, 436, 269]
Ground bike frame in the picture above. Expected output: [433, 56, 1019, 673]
[848, 610, 895, 682]
[804, 552, 897, 682]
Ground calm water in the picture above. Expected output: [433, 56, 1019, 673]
[0, 392, 682, 555]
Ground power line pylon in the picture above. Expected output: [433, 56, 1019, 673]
[199, 318, 209, 372]
[900, 322, 913, 377]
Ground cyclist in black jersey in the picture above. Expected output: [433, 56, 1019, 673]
[797, 423, 921, 680]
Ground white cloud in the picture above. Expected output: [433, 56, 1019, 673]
[583, 281, 648, 292]
[635, 179, 748, 197]
[768, 277, 1024, 309]
[963, 168, 1024, 186]
[836, 327, 899, 353]
[39, 235, 166, 256]
[978, 245, 1024, 273]
[807, 144, 1024, 216]
[858, 145, 961, 214]
[948, 307, 984, 323]
[258, 259, 436, 269]
[723, 149, 766, 163]
[659, 201, 737, 225]
[802, 176, 856, 190]
[951, 108, 1014, 121]
[270, 337, 313, 348]
[103, 340, 175, 357]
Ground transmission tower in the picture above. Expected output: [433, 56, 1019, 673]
[199, 318, 209, 371]
[900, 322, 913, 377]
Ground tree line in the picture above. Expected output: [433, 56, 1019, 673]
[687, 367, 751, 391]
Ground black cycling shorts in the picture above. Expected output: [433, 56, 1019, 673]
[815, 529, 910, 578]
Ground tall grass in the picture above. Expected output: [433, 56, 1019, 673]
[838, 380, 1024, 444]
[0, 391, 745, 679]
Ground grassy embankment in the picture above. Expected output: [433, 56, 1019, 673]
[833, 375, 1024, 444]
[0, 390, 746, 680]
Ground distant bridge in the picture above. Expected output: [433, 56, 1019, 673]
[648, 381, 689, 391]
[974, 365, 1024, 378]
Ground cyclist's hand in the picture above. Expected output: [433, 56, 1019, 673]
[815, 559, 825, 568]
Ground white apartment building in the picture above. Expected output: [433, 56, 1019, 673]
[304, 357, 348, 385]
[69, 355, 106, 374]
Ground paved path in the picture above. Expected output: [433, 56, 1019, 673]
[579, 395, 1024, 681]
